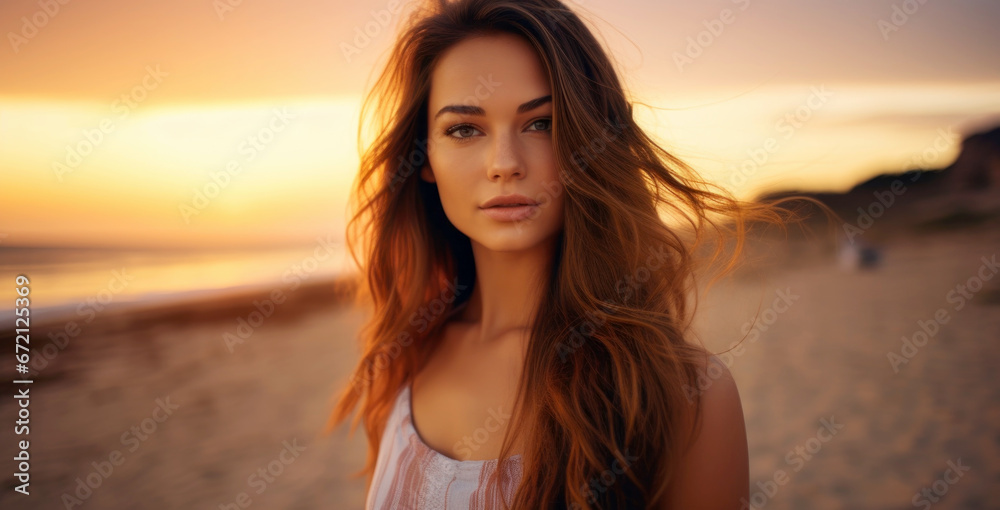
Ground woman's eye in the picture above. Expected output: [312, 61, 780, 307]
[445, 124, 480, 140]
[529, 118, 552, 131]
[444, 118, 552, 141]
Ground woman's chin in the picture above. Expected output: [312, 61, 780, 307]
[468, 228, 561, 254]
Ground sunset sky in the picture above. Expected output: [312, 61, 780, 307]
[2, 0, 998, 249]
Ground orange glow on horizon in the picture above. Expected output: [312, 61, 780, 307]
[2, 0, 998, 249]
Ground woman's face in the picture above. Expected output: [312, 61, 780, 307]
[423, 32, 564, 253]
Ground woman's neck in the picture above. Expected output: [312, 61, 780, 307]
[457, 235, 558, 345]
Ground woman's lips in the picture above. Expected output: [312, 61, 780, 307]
[480, 204, 539, 222]
[480, 193, 539, 208]
[479, 193, 541, 222]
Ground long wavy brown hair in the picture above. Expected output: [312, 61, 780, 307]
[324, 0, 831, 508]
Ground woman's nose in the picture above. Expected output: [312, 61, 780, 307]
[487, 133, 524, 181]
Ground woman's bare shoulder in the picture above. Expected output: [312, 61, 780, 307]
[664, 352, 749, 508]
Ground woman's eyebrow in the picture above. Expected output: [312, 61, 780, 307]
[433, 95, 552, 120]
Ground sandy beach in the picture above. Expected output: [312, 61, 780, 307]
[2, 214, 999, 509]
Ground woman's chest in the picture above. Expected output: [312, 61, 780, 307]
[410, 326, 528, 461]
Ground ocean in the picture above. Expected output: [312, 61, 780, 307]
[0, 243, 353, 328]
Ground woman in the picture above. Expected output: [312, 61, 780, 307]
[327, 0, 815, 508]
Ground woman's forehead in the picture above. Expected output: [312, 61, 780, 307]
[428, 34, 551, 114]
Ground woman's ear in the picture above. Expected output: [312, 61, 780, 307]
[420, 164, 436, 183]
